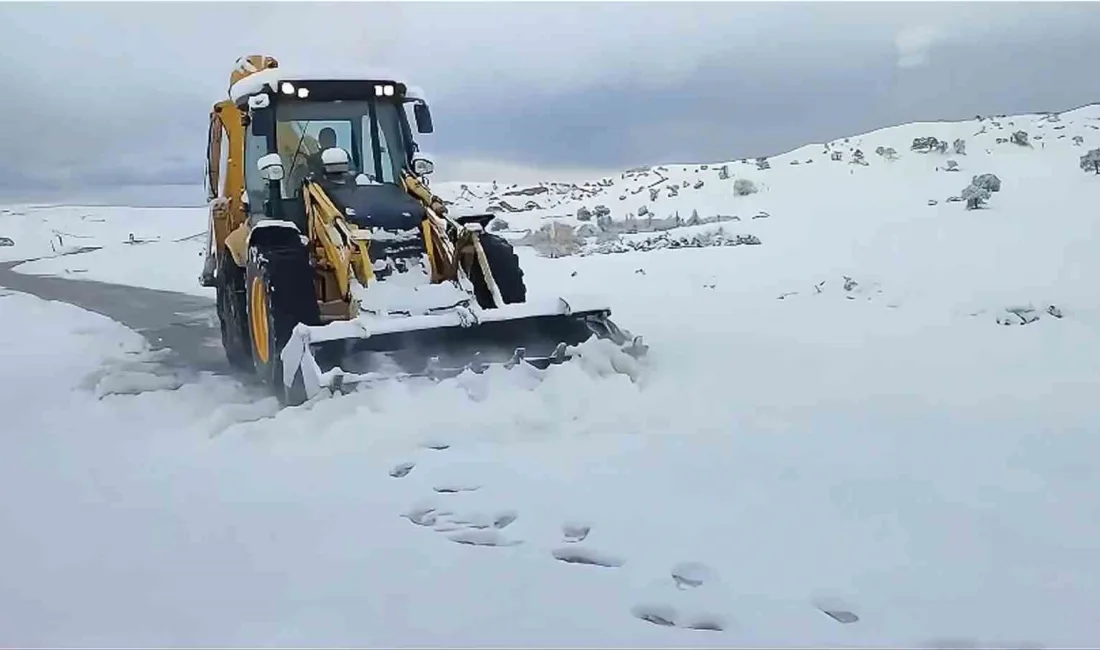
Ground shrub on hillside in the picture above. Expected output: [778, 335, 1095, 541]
[912, 136, 939, 152]
[1010, 130, 1030, 147]
[518, 221, 582, 258]
[971, 173, 1002, 193]
[953, 138, 967, 155]
[733, 179, 758, 196]
[961, 183, 992, 210]
[488, 218, 509, 232]
[1081, 148, 1100, 174]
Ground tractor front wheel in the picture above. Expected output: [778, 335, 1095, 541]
[470, 233, 527, 308]
[245, 243, 322, 406]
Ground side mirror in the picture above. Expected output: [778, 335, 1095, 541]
[411, 153, 434, 176]
[257, 153, 284, 182]
[413, 101, 434, 134]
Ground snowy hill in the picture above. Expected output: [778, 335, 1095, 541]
[2, 105, 1100, 646]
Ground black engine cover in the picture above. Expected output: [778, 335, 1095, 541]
[319, 177, 429, 278]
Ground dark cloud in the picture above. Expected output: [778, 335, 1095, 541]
[0, 2, 1098, 198]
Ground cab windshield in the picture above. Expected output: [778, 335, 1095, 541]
[274, 99, 409, 198]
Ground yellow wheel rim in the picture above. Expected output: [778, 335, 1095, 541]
[249, 276, 270, 365]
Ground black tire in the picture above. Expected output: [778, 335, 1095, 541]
[245, 243, 322, 406]
[215, 250, 253, 371]
[469, 233, 527, 309]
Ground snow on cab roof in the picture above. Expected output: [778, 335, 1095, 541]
[229, 65, 426, 104]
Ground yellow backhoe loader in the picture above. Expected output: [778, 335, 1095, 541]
[201, 55, 646, 405]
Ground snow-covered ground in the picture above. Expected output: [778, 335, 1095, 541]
[2, 105, 1100, 646]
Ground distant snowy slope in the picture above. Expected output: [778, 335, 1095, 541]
[434, 104, 1100, 227]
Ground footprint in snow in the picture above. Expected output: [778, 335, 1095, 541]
[820, 609, 859, 624]
[562, 523, 591, 543]
[631, 603, 677, 627]
[813, 596, 860, 624]
[389, 461, 415, 478]
[402, 506, 453, 527]
[442, 509, 517, 530]
[552, 545, 624, 568]
[433, 483, 481, 494]
[448, 529, 521, 547]
[670, 561, 718, 590]
[429, 509, 519, 535]
[631, 603, 726, 632]
[630, 562, 727, 633]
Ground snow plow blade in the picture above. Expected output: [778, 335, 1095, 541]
[279, 296, 647, 401]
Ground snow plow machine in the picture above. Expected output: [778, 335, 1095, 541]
[200, 55, 646, 405]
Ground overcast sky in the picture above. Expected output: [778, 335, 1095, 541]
[1, 1, 1098, 203]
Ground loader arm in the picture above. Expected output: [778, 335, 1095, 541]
[304, 181, 375, 303]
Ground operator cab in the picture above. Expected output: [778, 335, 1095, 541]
[235, 74, 436, 233]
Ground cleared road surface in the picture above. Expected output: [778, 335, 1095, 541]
[0, 260, 234, 380]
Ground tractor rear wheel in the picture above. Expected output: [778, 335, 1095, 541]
[470, 233, 527, 308]
[215, 250, 253, 372]
[245, 243, 322, 406]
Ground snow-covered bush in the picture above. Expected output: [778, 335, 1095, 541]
[1010, 130, 1030, 146]
[576, 223, 600, 238]
[755, 157, 770, 170]
[971, 173, 1002, 193]
[1072, 135, 1085, 146]
[718, 165, 730, 180]
[1081, 148, 1100, 174]
[961, 183, 992, 210]
[733, 179, 758, 196]
[953, 138, 966, 155]
[831, 151, 843, 161]
[945, 160, 960, 172]
[488, 218, 509, 232]
[595, 212, 613, 231]
[576, 207, 593, 221]
[577, 227, 762, 257]
[518, 221, 582, 258]
[649, 188, 659, 201]
[911, 136, 940, 153]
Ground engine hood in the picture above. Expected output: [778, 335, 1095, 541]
[319, 177, 426, 232]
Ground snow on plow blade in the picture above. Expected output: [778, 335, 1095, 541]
[279, 295, 646, 401]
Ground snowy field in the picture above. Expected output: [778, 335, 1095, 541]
[2, 106, 1100, 646]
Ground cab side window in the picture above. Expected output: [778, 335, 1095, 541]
[244, 130, 269, 216]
